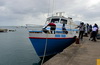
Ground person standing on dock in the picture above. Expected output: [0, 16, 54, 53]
[91, 26, 98, 41]
[84, 23, 89, 37]
[78, 22, 85, 40]
[89, 24, 92, 34]
[93, 23, 99, 35]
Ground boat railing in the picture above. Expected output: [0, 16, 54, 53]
[26, 24, 79, 35]
[26, 24, 44, 31]
[28, 27, 79, 36]
[26, 24, 79, 34]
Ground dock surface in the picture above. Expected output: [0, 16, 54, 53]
[43, 37, 100, 65]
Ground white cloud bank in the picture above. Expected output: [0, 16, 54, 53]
[0, 0, 100, 26]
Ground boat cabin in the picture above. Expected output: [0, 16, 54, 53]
[46, 16, 68, 24]
[41, 16, 73, 34]
[28, 12, 78, 34]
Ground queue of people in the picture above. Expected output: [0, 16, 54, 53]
[43, 21, 99, 42]
[77, 22, 99, 42]
[89, 24, 99, 41]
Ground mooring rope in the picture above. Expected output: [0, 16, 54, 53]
[41, 34, 48, 65]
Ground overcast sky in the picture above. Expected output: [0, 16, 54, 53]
[0, 0, 100, 26]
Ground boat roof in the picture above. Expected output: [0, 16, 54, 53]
[47, 16, 68, 20]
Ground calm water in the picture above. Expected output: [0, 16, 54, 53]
[0, 26, 40, 65]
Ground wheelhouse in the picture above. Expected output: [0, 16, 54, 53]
[46, 16, 68, 24]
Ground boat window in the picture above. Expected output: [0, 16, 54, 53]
[46, 18, 51, 23]
[51, 19, 59, 23]
[61, 19, 67, 24]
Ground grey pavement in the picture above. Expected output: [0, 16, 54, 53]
[43, 37, 100, 65]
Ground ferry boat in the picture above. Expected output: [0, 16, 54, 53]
[27, 12, 79, 57]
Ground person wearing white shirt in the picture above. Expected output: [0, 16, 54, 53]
[91, 26, 98, 41]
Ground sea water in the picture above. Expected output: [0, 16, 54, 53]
[0, 26, 40, 65]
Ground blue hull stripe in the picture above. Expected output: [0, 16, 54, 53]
[29, 37, 72, 39]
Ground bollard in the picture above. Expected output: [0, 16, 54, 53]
[75, 38, 80, 44]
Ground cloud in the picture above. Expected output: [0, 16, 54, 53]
[0, 0, 100, 26]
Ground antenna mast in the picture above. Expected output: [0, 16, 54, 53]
[52, 0, 54, 16]
[47, 0, 50, 17]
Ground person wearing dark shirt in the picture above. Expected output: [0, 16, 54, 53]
[62, 24, 68, 34]
[89, 25, 92, 33]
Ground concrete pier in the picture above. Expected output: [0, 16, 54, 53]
[43, 37, 100, 65]
[0, 29, 8, 32]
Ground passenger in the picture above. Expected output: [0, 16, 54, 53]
[84, 24, 88, 37]
[87, 23, 90, 34]
[89, 23, 99, 41]
[91, 26, 98, 41]
[89, 25, 93, 40]
[89, 24, 92, 34]
[93, 23, 99, 35]
[62, 24, 68, 34]
[43, 22, 56, 34]
[42, 28, 50, 34]
[77, 22, 85, 40]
